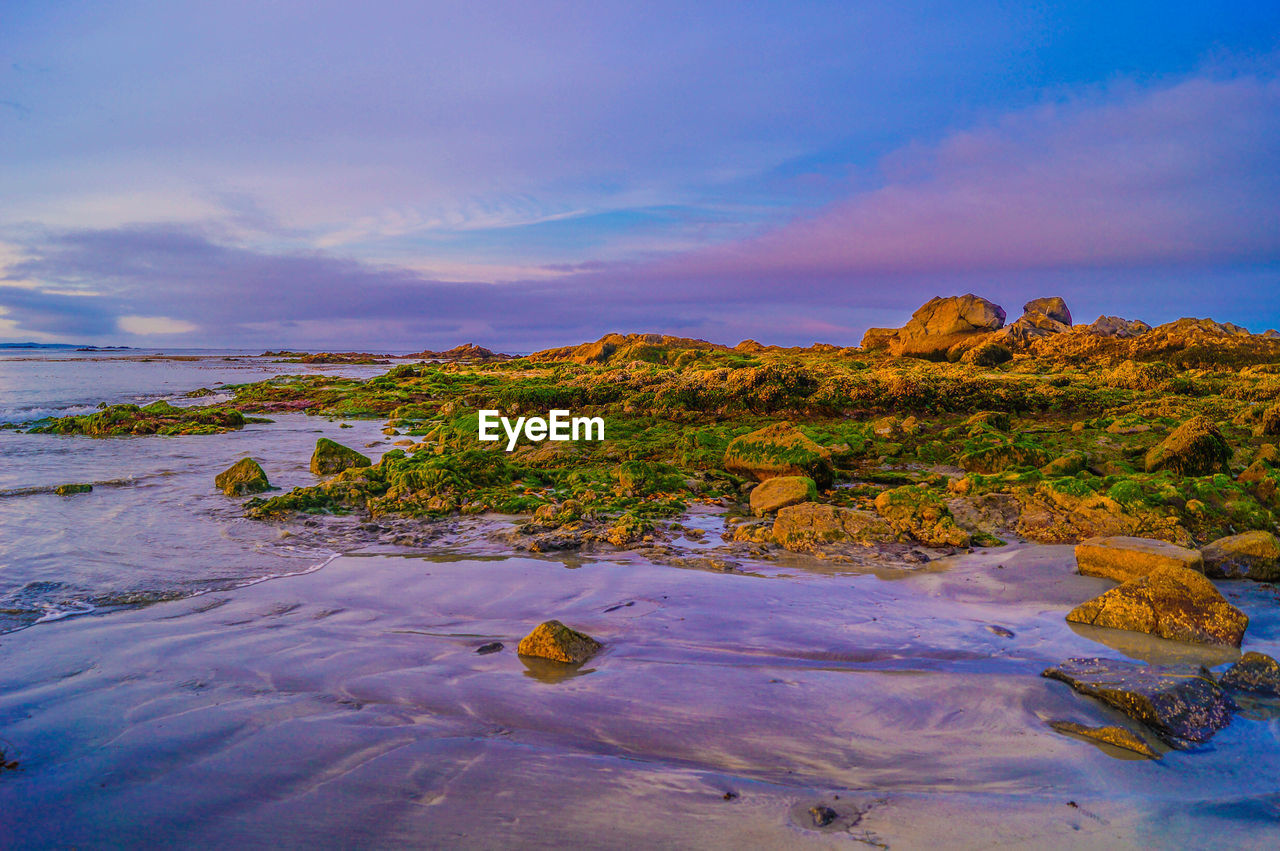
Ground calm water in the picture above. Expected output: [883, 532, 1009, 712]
[0, 349, 396, 632]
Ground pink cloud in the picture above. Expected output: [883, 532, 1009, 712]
[671, 72, 1280, 278]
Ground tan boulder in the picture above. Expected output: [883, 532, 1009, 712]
[516, 620, 603, 664]
[771, 502, 894, 552]
[1201, 531, 1280, 581]
[890, 294, 1006, 360]
[749, 476, 817, 516]
[859, 327, 900, 351]
[1066, 565, 1248, 647]
[1075, 536, 1203, 582]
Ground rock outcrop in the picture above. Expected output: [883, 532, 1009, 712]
[993, 297, 1073, 348]
[1042, 657, 1234, 748]
[1144, 416, 1231, 476]
[516, 620, 603, 664]
[1086, 315, 1152, 338]
[530, 333, 725, 365]
[866, 294, 1006, 360]
[1066, 565, 1248, 647]
[1201, 531, 1280, 582]
[311, 438, 372, 476]
[215, 457, 271, 496]
[1075, 536, 1203, 583]
[1219, 652, 1280, 697]
[723, 422, 834, 488]
[749, 476, 817, 516]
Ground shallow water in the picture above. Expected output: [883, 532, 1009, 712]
[1, 548, 1278, 848]
[0, 351, 395, 631]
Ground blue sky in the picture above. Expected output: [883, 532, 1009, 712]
[2, 1, 1278, 349]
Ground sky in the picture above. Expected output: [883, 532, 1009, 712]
[1, 1, 1279, 351]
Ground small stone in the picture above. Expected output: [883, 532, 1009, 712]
[516, 620, 602, 664]
[1048, 720, 1160, 759]
[1219, 652, 1280, 697]
[476, 642, 504, 655]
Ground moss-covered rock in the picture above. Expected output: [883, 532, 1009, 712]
[771, 502, 894, 552]
[30, 401, 245, 436]
[1144, 416, 1231, 476]
[722, 422, 833, 487]
[214, 457, 271, 496]
[749, 476, 817, 516]
[874, 485, 971, 547]
[1066, 565, 1248, 647]
[310, 438, 372, 476]
[516, 620, 602, 664]
[1074, 536, 1203, 582]
[1201, 531, 1280, 582]
[1042, 657, 1233, 748]
[1041, 452, 1090, 476]
[54, 483, 92, 495]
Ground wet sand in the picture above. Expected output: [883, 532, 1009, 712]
[2, 543, 1279, 848]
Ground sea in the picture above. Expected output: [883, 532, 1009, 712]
[0, 347, 395, 633]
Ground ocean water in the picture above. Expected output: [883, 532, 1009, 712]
[0, 349, 396, 632]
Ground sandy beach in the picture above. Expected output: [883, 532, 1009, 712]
[3, 536, 1278, 848]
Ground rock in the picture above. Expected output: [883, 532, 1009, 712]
[1024, 296, 1073, 326]
[54, 483, 92, 495]
[516, 620, 602, 664]
[1042, 657, 1234, 748]
[1144, 416, 1231, 476]
[310, 438, 372, 476]
[890, 294, 1006, 360]
[749, 476, 817, 516]
[874, 485, 971, 548]
[1219, 652, 1280, 697]
[476, 641, 504, 655]
[1076, 536, 1203, 582]
[723, 422, 833, 488]
[1257, 444, 1278, 465]
[214, 457, 271, 496]
[1086, 315, 1151, 338]
[1261, 404, 1280, 436]
[1047, 720, 1159, 758]
[1041, 452, 1090, 476]
[771, 502, 894, 552]
[809, 806, 838, 827]
[1236, 459, 1278, 504]
[958, 440, 1050, 473]
[965, 411, 1011, 431]
[1201, 531, 1280, 582]
[961, 340, 1013, 366]
[1066, 565, 1248, 647]
[859, 327, 899, 351]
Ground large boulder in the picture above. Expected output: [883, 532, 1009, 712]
[1201, 531, 1280, 582]
[1143, 416, 1231, 476]
[310, 438, 372, 476]
[859, 327, 900, 351]
[516, 620, 602, 664]
[749, 476, 817, 516]
[995, 297, 1073, 349]
[874, 485, 971, 548]
[890, 294, 1006, 360]
[1023, 296, 1072, 325]
[1042, 657, 1234, 748]
[723, 422, 833, 488]
[214, 457, 271, 496]
[1066, 565, 1248, 647]
[771, 502, 894, 552]
[1075, 536, 1203, 583]
[1219, 652, 1280, 697]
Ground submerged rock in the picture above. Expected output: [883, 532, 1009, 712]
[1144, 416, 1231, 476]
[310, 438, 372, 476]
[771, 502, 895, 552]
[1075, 536, 1203, 583]
[1047, 720, 1159, 759]
[723, 422, 833, 488]
[1066, 565, 1248, 647]
[516, 620, 603, 664]
[54, 483, 92, 495]
[1219, 652, 1280, 697]
[214, 457, 271, 496]
[749, 476, 816, 516]
[1042, 657, 1234, 748]
[1201, 531, 1280, 582]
